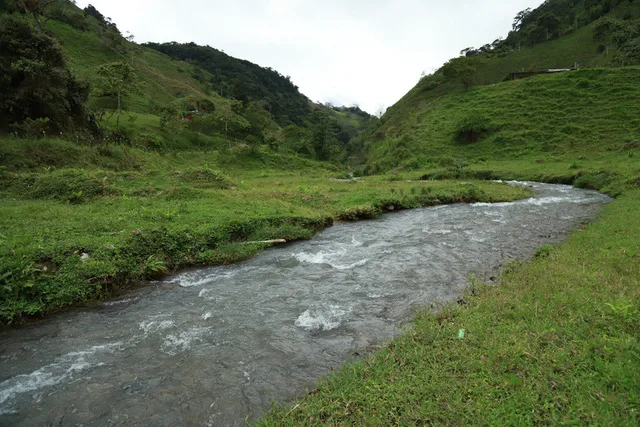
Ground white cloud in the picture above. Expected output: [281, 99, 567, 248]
[75, 0, 544, 113]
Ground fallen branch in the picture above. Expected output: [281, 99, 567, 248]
[242, 239, 287, 245]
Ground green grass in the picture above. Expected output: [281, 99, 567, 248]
[375, 1, 640, 142]
[259, 190, 640, 425]
[0, 138, 529, 323]
[363, 68, 640, 182]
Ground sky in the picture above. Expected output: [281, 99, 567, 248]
[75, 0, 544, 114]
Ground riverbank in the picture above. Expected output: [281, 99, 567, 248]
[0, 139, 531, 324]
[259, 174, 640, 425]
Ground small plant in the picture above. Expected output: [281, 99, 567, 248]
[605, 300, 637, 324]
[143, 255, 168, 276]
[534, 245, 553, 258]
[179, 167, 234, 189]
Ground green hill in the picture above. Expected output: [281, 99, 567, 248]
[362, 68, 639, 189]
[354, 0, 640, 170]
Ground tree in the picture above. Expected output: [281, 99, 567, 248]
[537, 13, 562, 40]
[92, 62, 141, 127]
[593, 17, 630, 56]
[0, 13, 94, 134]
[512, 8, 532, 31]
[442, 56, 478, 90]
[309, 109, 341, 160]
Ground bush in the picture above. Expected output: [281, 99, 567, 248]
[135, 133, 166, 151]
[10, 118, 51, 139]
[0, 15, 95, 134]
[574, 171, 618, 191]
[455, 115, 495, 143]
[106, 128, 133, 145]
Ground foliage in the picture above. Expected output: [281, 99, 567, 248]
[0, 137, 531, 322]
[143, 41, 312, 127]
[177, 167, 234, 189]
[92, 61, 142, 127]
[442, 56, 478, 89]
[10, 117, 51, 138]
[0, 13, 95, 134]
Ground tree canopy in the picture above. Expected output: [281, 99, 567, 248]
[143, 42, 312, 127]
[0, 13, 95, 135]
[442, 56, 478, 90]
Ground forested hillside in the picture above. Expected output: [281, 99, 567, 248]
[143, 42, 312, 127]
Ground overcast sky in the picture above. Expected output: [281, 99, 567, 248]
[75, 0, 544, 114]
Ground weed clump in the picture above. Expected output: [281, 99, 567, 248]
[175, 167, 234, 189]
[2, 169, 117, 203]
[455, 115, 495, 144]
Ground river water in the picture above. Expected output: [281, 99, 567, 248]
[0, 183, 611, 426]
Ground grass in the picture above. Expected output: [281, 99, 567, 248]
[0, 138, 530, 323]
[259, 190, 640, 425]
[365, 68, 640, 175]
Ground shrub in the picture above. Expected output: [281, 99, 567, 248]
[454, 115, 495, 143]
[177, 167, 234, 189]
[5, 169, 117, 203]
[10, 118, 51, 139]
[135, 133, 166, 151]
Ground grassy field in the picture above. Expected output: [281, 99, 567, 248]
[0, 138, 530, 323]
[364, 68, 640, 177]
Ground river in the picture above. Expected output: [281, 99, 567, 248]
[0, 182, 611, 426]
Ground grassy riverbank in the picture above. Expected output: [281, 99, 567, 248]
[259, 171, 640, 424]
[0, 138, 530, 323]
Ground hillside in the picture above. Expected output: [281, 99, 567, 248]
[1, 0, 373, 159]
[143, 42, 312, 127]
[362, 68, 640, 187]
[354, 0, 640, 165]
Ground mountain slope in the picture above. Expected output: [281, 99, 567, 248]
[143, 42, 312, 127]
[355, 0, 640, 167]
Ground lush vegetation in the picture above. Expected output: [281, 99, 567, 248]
[143, 41, 312, 127]
[0, 138, 528, 322]
[1, 0, 639, 424]
[1, 0, 373, 161]
[348, 0, 640, 161]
